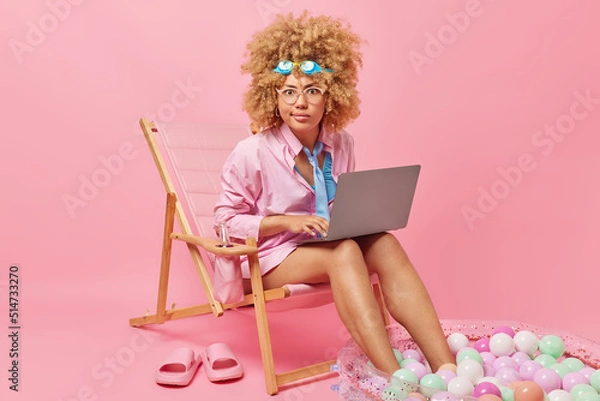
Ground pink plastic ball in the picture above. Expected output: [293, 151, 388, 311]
[520, 361, 543, 381]
[494, 326, 516, 338]
[473, 382, 503, 398]
[404, 361, 428, 381]
[494, 356, 519, 371]
[403, 350, 423, 363]
[496, 367, 523, 386]
[481, 352, 498, 366]
[533, 367, 562, 393]
[475, 338, 492, 353]
[512, 352, 532, 366]
[437, 369, 457, 385]
[562, 372, 589, 392]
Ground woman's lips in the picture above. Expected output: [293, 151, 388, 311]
[292, 114, 310, 122]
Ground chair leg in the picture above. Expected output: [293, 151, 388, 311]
[155, 192, 177, 324]
[246, 238, 279, 395]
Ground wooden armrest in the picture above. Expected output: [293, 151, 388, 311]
[170, 233, 258, 256]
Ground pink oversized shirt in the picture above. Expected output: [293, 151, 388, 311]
[214, 123, 355, 278]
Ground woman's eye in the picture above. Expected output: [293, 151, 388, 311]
[307, 88, 319, 95]
[284, 89, 296, 95]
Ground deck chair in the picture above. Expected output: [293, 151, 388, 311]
[129, 118, 390, 395]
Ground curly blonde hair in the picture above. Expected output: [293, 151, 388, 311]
[241, 12, 364, 132]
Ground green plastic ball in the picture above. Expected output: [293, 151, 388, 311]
[534, 353, 558, 368]
[456, 347, 484, 365]
[393, 348, 405, 365]
[550, 362, 572, 379]
[419, 373, 447, 391]
[590, 369, 600, 392]
[570, 384, 597, 401]
[393, 368, 419, 384]
[562, 357, 586, 372]
[500, 386, 515, 401]
[539, 335, 565, 359]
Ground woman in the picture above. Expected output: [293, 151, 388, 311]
[214, 12, 454, 375]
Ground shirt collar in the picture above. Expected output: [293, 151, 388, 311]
[279, 123, 333, 155]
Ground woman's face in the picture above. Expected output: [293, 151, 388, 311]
[277, 74, 326, 140]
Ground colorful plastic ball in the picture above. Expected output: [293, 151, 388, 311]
[436, 369, 457, 385]
[534, 367, 563, 393]
[408, 392, 428, 401]
[404, 361, 428, 381]
[569, 384, 597, 401]
[475, 338, 492, 353]
[520, 361, 544, 381]
[579, 368, 596, 382]
[514, 331, 540, 356]
[490, 333, 516, 356]
[562, 358, 586, 373]
[501, 385, 516, 401]
[485, 365, 498, 377]
[420, 373, 447, 391]
[447, 332, 470, 355]
[512, 352, 533, 366]
[563, 372, 589, 392]
[479, 395, 504, 401]
[474, 381, 503, 398]
[401, 358, 419, 368]
[589, 370, 600, 392]
[550, 362, 572, 379]
[494, 326, 516, 338]
[447, 376, 475, 397]
[576, 393, 600, 401]
[403, 349, 423, 363]
[513, 381, 546, 401]
[393, 368, 419, 384]
[535, 354, 559, 368]
[457, 359, 485, 385]
[393, 348, 405, 365]
[539, 335, 565, 359]
[482, 352, 499, 366]
[494, 356, 519, 371]
[430, 391, 460, 401]
[457, 347, 484, 365]
[438, 363, 458, 374]
[548, 389, 575, 401]
[496, 368, 523, 386]
[479, 377, 504, 388]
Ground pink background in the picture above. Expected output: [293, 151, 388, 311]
[1, 1, 599, 400]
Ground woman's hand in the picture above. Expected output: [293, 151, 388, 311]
[259, 214, 329, 238]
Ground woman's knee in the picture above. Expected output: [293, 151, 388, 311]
[325, 239, 368, 275]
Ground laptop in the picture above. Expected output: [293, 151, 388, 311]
[299, 164, 421, 244]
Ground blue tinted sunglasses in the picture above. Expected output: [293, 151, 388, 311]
[273, 60, 333, 75]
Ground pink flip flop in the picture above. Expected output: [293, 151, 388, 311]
[155, 348, 202, 386]
[203, 343, 244, 382]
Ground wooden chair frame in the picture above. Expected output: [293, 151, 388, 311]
[129, 118, 390, 395]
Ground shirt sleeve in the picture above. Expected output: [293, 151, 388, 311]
[214, 140, 263, 241]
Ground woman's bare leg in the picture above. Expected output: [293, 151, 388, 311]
[355, 233, 454, 372]
[262, 239, 402, 374]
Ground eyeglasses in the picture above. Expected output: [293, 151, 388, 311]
[276, 87, 326, 105]
[273, 60, 333, 75]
